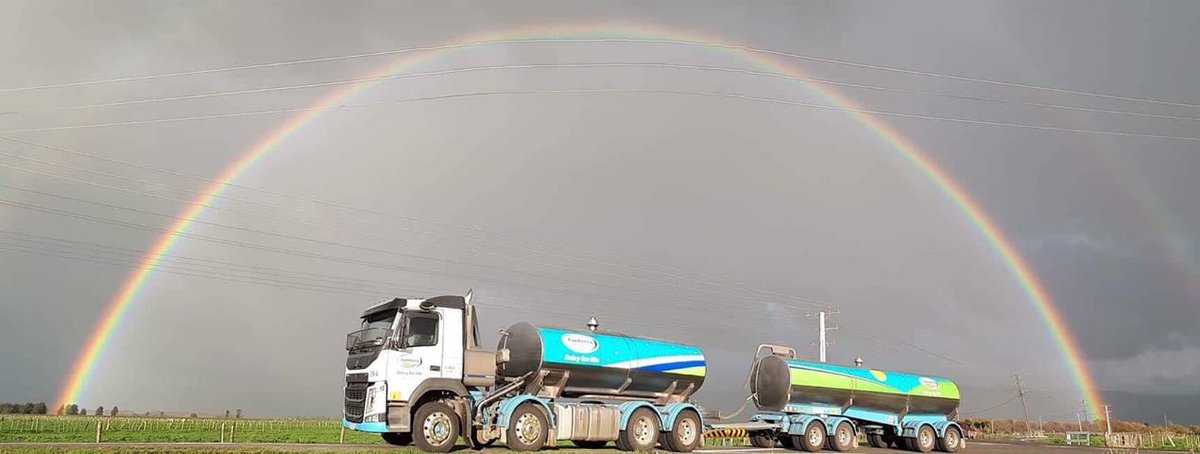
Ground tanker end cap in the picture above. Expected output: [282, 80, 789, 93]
[751, 355, 792, 412]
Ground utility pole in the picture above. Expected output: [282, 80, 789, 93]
[819, 311, 827, 363]
[806, 310, 837, 363]
[1038, 415, 1043, 433]
[1081, 400, 1090, 432]
[1013, 374, 1032, 436]
[1076, 413, 1082, 432]
[1104, 405, 1112, 435]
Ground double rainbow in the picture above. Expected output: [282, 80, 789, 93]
[52, 23, 1104, 416]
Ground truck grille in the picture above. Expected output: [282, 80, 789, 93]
[344, 382, 368, 423]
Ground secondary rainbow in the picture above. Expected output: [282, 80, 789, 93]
[54, 22, 1105, 416]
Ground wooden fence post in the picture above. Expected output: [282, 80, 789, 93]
[95, 421, 101, 443]
[340, 425, 345, 444]
[230, 420, 236, 443]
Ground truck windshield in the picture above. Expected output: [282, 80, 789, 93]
[345, 311, 395, 351]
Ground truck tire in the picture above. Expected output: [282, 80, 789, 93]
[780, 434, 796, 449]
[573, 440, 608, 449]
[381, 432, 413, 446]
[912, 425, 936, 453]
[867, 433, 886, 448]
[619, 407, 661, 451]
[664, 410, 701, 452]
[936, 426, 961, 453]
[413, 402, 460, 453]
[828, 421, 855, 452]
[792, 421, 826, 453]
[750, 431, 775, 448]
[506, 403, 549, 452]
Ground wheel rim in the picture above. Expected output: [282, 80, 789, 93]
[808, 426, 822, 445]
[423, 411, 453, 446]
[633, 416, 655, 446]
[946, 430, 959, 446]
[838, 426, 851, 445]
[515, 412, 542, 445]
[678, 418, 697, 445]
[920, 428, 934, 448]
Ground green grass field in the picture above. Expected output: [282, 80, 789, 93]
[0, 415, 382, 444]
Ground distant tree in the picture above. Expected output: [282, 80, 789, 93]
[79, 408, 87, 416]
[95, 406, 104, 416]
[190, 413, 198, 418]
[158, 411, 164, 417]
[225, 410, 230, 418]
[22, 402, 35, 414]
[66, 404, 79, 416]
[34, 402, 47, 415]
[235, 409, 242, 419]
[56, 404, 65, 415]
[110, 406, 118, 417]
[0, 403, 11, 413]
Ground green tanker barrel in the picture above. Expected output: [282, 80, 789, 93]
[751, 356, 960, 416]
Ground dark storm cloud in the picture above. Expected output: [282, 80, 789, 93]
[1, 0, 1197, 424]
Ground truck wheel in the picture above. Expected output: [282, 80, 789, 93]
[619, 407, 661, 451]
[664, 410, 701, 452]
[750, 431, 775, 448]
[507, 403, 548, 452]
[573, 440, 608, 449]
[936, 426, 961, 453]
[413, 402, 460, 453]
[912, 425, 936, 453]
[792, 421, 826, 453]
[867, 433, 886, 448]
[828, 421, 854, 452]
[381, 432, 413, 446]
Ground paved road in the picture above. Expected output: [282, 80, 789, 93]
[0, 441, 1138, 453]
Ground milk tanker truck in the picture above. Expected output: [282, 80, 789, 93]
[342, 293, 964, 452]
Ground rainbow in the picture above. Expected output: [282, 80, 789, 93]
[53, 23, 1105, 416]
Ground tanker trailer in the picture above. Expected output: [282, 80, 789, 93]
[342, 293, 708, 453]
[744, 344, 964, 453]
[489, 321, 707, 451]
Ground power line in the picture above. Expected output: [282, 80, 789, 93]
[4, 37, 1196, 110]
[840, 322, 964, 365]
[959, 394, 1020, 416]
[0, 232, 749, 334]
[4, 88, 1197, 140]
[0, 193, 799, 325]
[0, 171, 825, 315]
[0, 155, 829, 310]
[0, 135, 835, 309]
[8, 61, 1195, 122]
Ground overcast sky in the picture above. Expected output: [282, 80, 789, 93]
[1, 0, 1197, 423]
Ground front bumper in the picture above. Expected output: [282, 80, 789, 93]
[343, 418, 388, 433]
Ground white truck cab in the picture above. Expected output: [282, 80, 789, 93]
[343, 293, 495, 451]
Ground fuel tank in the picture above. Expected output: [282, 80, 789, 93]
[752, 355, 960, 416]
[496, 322, 706, 400]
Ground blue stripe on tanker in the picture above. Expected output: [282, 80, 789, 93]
[637, 360, 707, 373]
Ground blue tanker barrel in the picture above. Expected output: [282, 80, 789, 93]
[497, 322, 706, 399]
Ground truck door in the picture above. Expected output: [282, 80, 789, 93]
[390, 310, 445, 402]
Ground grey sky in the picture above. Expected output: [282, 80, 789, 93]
[1, 0, 1197, 424]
